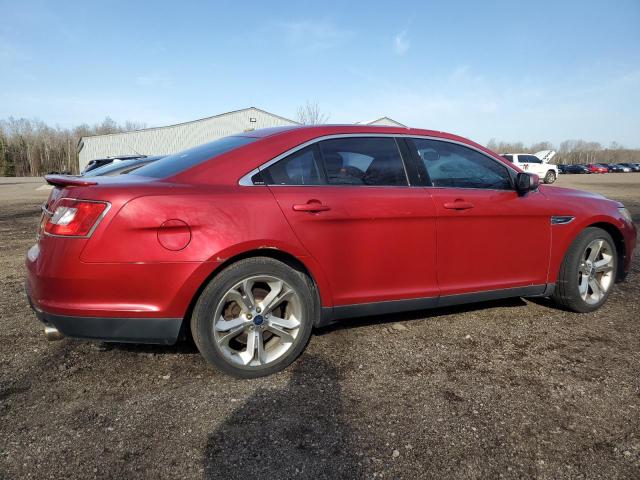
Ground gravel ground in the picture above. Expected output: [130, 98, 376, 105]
[1, 174, 639, 479]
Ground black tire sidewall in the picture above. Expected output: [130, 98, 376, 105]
[191, 257, 317, 378]
[554, 228, 617, 313]
[545, 171, 556, 183]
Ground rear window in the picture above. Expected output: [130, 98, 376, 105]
[132, 136, 256, 178]
[84, 159, 143, 177]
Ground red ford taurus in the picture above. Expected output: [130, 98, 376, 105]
[26, 125, 636, 377]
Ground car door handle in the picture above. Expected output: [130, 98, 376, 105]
[292, 201, 331, 213]
[443, 200, 474, 210]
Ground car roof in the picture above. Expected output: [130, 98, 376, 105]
[236, 124, 468, 139]
[235, 124, 492, 154]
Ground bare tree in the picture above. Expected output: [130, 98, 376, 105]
[296, 101, 329, 125]
[0, 117, 147, 176]
[485, 138, 640, 165]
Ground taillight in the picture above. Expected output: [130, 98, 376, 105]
[44, 198, 109, 237]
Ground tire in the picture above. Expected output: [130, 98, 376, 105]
[544, 170, 557, 184]
[191, 257, 317, 378]
[552, 227, 617, 313]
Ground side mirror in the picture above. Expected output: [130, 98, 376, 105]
[516, 172, 539, 194]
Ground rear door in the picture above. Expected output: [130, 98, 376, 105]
[262, 136, 439, 307]
[406, 138, 552, 296]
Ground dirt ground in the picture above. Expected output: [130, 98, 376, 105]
[1, 174, 639, 479]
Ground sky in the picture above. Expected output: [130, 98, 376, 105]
[1, 0, 639, 147]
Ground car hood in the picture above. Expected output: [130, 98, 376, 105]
[540, 185, 623, 207]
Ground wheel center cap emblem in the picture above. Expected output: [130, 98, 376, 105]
[253, 315, 264, 326]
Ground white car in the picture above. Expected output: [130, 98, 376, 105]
[501, 150, 559, 184]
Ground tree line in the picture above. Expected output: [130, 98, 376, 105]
[0, 117, 146, 176]
[1, 116, 639, 176]
[486, 139, 640, 165]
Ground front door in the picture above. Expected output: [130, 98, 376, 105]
[406, 137, 552, 296]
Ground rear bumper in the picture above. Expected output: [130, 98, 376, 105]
[24, 240, 207, 344]
[25, 240, 213, 317]
[26, 282, 182, 344]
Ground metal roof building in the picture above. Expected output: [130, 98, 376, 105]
[357, 117, 407, 127]
[77, 107, 406, 171]
[77, 107, 298, 171]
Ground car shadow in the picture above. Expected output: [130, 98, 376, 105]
[105, 339, 200, 355]
[316, 297, 529, 335]
[202, 355, 365, 479]
[526, 296, 556, 309]
[106, 297, 533, 354]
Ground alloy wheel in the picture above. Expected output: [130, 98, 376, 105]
[212, 275, 302, 367]
[577, 238, 615, 305]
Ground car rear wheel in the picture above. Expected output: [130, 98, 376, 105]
[552, 227, 617, 312]
[191, 257, 317, 378]
[544, 170, 556, 184]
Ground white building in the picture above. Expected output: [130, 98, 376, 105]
[357, 117, 407, 127]
[77, 108, 407, 171]
[77, 107, 298, 171]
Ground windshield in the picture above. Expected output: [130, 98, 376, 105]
[132, 136, 256, 178]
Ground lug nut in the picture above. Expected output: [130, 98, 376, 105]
[246, 313, 253, 320]
[256, 307, 261, 313]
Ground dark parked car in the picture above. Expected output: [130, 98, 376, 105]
[563, 164, 590, 174]
[83, 156, 164, 177]
[618, 162, 640, 172]
[81, 154, 148, 174]
[606, 164, 629, 173]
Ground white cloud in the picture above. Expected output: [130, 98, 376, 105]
[393, 31, 410, 55]
[449, 65, 469, 81]
[275, 20, 352, 52]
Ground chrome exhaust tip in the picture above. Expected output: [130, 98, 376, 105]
[44, 326, 64, 341]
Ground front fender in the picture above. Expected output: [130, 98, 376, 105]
[548, 213, 635, 283]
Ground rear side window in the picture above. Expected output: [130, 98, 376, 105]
[409, 138, 513, 190]
[263, 146, 323, 185]
[502, 154, 514, 162]
[132, 136, 256, 178]
[318, 137, 408, 186]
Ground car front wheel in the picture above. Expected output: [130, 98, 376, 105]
[191, 257, 317, 378]
[552, 227, 617, 312]
[544, 170, 557, 184]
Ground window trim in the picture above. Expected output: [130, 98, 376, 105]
[238, 134, 518, 189]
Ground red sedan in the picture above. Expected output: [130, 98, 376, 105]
[586, 163, 609, 174]
[26, 125, 637, 377]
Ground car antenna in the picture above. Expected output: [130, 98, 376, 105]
[126, 143, 145, 157]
